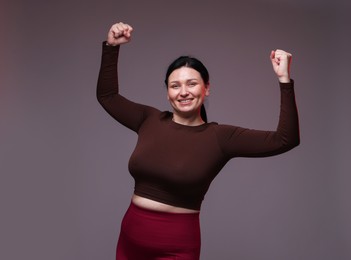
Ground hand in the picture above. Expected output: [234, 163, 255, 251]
[107, 22, 133, 46]
[270, 49, 292, 83]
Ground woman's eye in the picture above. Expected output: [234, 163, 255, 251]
[189, 82, 197, 87]
[170, 84, 179, 89]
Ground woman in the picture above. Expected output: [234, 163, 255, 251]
[97, 22, 299, 260]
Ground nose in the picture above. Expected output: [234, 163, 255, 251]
[180, 85, 189, 96]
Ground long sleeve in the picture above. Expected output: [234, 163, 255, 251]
[215, 80, 300, 158]
[96, 42, 158, 132]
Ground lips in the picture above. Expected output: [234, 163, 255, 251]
[178, 98, 194, 104]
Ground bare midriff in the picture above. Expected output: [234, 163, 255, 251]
[131, 194, 200, 214]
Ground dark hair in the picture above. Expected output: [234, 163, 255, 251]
[164, 56, 209, 123]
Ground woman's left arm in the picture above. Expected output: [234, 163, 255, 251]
[215, 50, 300, 158]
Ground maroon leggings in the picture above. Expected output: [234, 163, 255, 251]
[116, 202, 201, 260]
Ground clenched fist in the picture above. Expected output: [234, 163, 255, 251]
[107, 22, 134, 46]
[270, 49, 292, 83]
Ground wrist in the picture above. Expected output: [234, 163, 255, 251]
[278, 76, 290, 83]
[105, 41, 119, 47]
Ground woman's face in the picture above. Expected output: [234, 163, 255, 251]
[167, 67, 209, 119]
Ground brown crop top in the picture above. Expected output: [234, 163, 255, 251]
[97, 43, 300, 210]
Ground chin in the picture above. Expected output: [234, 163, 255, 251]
[176, 107, 195, 113]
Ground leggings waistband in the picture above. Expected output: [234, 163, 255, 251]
[116, 202, 201, 259]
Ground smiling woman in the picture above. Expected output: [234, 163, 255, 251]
[165, 55, 210, 125]
[166, 64, 210, 126]
[96, 22, 300, 260]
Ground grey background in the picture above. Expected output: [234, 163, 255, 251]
[1, 0, 350, 259]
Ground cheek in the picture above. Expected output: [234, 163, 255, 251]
[167, 90, 176, 101]
[167, 88, 171, 101]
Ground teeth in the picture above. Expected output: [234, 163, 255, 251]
[180, 99, 192, 103]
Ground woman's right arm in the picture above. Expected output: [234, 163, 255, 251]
[97, 23, 156, 132]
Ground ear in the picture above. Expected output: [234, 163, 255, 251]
[205, 83, 210, 96]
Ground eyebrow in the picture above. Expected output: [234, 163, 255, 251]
[169, 78, 199, 84]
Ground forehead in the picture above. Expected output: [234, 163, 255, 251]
[168, 67, 202, 82]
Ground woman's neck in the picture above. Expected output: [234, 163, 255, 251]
[172, 113, 205, 126]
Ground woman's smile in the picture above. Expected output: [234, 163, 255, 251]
[178, 98, 194, 105]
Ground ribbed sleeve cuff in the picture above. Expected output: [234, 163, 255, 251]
[280, 79, 294, 89]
